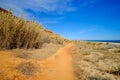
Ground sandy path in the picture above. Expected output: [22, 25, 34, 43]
[40, 43, 75, 80]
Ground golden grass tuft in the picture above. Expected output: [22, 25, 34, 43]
[14, 52, 31, 59]
[0, 8, 69, 49]
[0, 10, 50, 49]
[12, 43, 63, 60]
[16, 62, 37, 76]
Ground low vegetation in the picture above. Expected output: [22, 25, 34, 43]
[16, 62, 37, 76]
[14, 52, 31, 59]
[13, 43, 63, 60]
[106, 66, 120, 75]
[88, 76, 110, 80]
[0, 8, 68, 49]
[72, 41, 120, 80]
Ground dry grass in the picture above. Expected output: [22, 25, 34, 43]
[0, 8, 69, 49]
[14, 52, 31, 59]
[16, 62, 37, 76]
[105, 66, 120, 75]
[50, 34, 67, 44]
[72, 41, 120, 80]
[13, 43, 63, 60]
[87, 76, 110, 80]
[0, 10, 50, 49]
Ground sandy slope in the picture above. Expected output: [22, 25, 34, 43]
[0, 43, 75, 80]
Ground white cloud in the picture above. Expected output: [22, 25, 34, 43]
[0, 0, 75, 28]
[0, 0, 75, 25]
[0, 0, 75, 14]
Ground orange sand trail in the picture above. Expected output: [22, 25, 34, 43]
[40, 43, 75, 80]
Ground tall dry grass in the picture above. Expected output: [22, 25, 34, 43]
[0, 11, 50, 49]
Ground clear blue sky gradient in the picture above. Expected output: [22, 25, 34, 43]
[0, 0, 120, 40]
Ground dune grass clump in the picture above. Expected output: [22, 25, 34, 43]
[114, 49, 120, 53]
[88, 76, 110, 80]
[107, 66, 120, 75]
[0, 11, 50, 49]
[14, 52, 31, 59]
[50, 34, 65, 44]
[114, 66, 120, 75]
[16, 62, 36, 76]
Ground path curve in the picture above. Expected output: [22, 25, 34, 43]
[40, 43, 75, 80]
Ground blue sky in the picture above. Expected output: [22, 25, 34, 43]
[0, 0, 120, 40]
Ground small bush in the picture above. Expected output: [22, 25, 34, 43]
[88, 76, 110, 80]
[114, 49, 120, 53]
[88, 76, 100, 80]
[115, 66, 120, 74]
[83, 51, 91, 55]
[106, 42, 109, 45]
[109, 66, 120, 75]
[51, 35, 64, 44]
[14, 52, 31, 59]
[97, 43, 103, 45]
[86, 42, 92, 44]
[16, 62, 36, 76]
[92, 42, 96, 45]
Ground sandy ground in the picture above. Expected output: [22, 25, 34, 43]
[40, 43, 75, 80]
[0, 43, 75, 80]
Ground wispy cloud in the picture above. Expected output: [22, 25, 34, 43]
[79, 0, 97, 7]
[0, 0, 75, 25]
[0, 0, 75, 15]
[78, 28, 96, 34]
